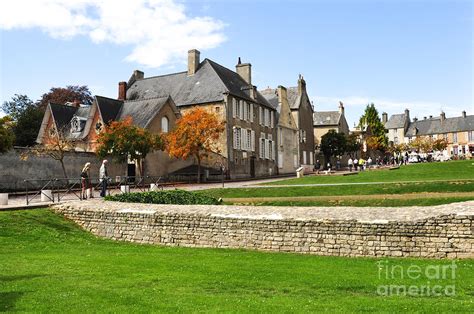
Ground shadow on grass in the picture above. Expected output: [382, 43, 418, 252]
[0, 291, 27, 311]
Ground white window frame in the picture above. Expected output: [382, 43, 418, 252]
[453, 132, 458, 143]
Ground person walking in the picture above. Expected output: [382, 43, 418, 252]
[80, 162, 91, 199]
[99, 159, 109, 197]
[353, 158, 358, 171]
[315, 160, 321, 174]
[348, 157, 353, 172]
[359, 158, 365, 171]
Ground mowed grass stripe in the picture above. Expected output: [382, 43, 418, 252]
[264, 160, 474, 185]
[224, 191, 474, 203]
[201, 180, 474, 199]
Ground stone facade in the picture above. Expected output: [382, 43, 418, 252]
[54, 200, 474, 259]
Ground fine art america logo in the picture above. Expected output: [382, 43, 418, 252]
[377, 260, 457, 297]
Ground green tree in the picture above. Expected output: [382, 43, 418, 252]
[358, 103, 388, 153]
[345, 133, 361, 156]
[0, 116, 15, 153]
[1, 94, 43, 147]
[96, 117, 163, 176]
[320, 130, 346, 165]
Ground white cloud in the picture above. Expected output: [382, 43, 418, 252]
[0, 0, 226, 68]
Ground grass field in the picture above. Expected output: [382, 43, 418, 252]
[264, 160, 474, 185]
[1, 209, 473, 312]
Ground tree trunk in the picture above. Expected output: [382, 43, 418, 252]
[59, 159, 68, 179]
[197, 155, 201, 184]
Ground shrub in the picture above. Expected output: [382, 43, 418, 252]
[105, 189, 221, 205]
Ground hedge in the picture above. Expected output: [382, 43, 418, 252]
[104, 189, 221, 205]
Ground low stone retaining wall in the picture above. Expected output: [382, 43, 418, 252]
[53, 200, 474, 259]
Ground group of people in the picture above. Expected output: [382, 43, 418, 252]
[80, 159, 109, 199]
[347, 157, 373, 172]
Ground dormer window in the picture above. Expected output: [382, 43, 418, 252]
[70, 115, 86, 133]
[95, 121, 103, 134]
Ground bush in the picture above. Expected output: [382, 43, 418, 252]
[105, 189, 221, 205]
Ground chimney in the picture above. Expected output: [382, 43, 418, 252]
[462, 111, 466, 118]
[297, 74, 306, 95]
[277, 85, 287, 105]
[187, 49, 200, 76]
[382, 112, 388, 123]
[424, 117, 427, 120]
[429, 115, 433, 119]
[440, 111, 446, 121]
[236, 57, 251, 84]
[339, 101, 345, 115]
[404, 108, 410, 121]
[133, 70, 144, 80]
[413, 117, 418, 122]
[118, 81, 127, 101]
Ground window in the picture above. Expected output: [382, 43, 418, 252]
[453, 132, 458, 143]
[310, 152, 314, 165]
[453, 146, 458, 155]
[443, 133, 448, 141]
[301, 130, 306, 143]
[161, 116, 169, 133]
[232, 98, 237, 118]
[303, 151, 307, 164]
[394, 136, 398, 144]
[278, 127, 282, 146]
[215, 106, 220, 113]
[469, 131, 474, 142]
[71, 117, 81, 133]
[268, 139, 272, 160]
[270, 111, 274, 128]
[264, 109, 269, 127]
[239, 100, 244, 119]
[259, 106, 263, 125]
[246, 102, 251, 121]
[236, 128, 241, 150]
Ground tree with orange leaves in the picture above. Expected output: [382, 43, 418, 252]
[96, 117, 162, 176]
[165, 107, 225, 183]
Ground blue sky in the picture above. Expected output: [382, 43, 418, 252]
[0, 0, 472, 127]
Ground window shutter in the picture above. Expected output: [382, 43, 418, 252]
[265, 139, 269, 159]
[233, 127, 237, 149]
[232, 99, 236, 118]
[243, 102, 248, 122]
[270, 111, 274, 128]
[240, 128, 245, 150]
[272, 141, 275, 160]
[250, 104, 254, 122]
[240, 100, 244, 120]
[259, 107, 263, 125]
[251, 130, 255, 151]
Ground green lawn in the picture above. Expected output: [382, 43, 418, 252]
[202, 180, 474, 199]
[1, 209, 473, 312]
[237, 197, 474, 207]
[265, 160, 474, 185]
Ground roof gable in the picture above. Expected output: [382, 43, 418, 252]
[117, 96, 171, 128]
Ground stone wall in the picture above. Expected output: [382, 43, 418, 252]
[53, 200, 474, 259]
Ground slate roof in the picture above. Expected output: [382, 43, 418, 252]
[126, 58, 275, 110]
[116, 96, 170, 128]
[286, 87, 301, 109]
[313, 111, 341, 126]
[406, 115, 474, 136]
[259, 88, 279, 112]
[49, 103, 79, 130]
[384, 113, 407, 129]
[96, 96, 123, 124]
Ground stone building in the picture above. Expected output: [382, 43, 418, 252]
[124, 50, 278, 178]
[313, 101, 350, 146]
[260, 75, 315, 172]
[383, 110, 474, 157]
[260, 86, 299, 174]
[37, 49, 278, 179]
[36, 96, 189, 177]
[383, 109, 410, 145]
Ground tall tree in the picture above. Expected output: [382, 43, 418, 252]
[96, 117, 163, 176]
[1, 94, 43, 147]
[432, 138, 448, 152]
[0, 116, 15, 153]
[345, 133, 362, 157]
[165, 108, 225, 183]
[359, 103, 388, 153]
[37, 85, 93, 109]
[320, 130, 346, 165]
